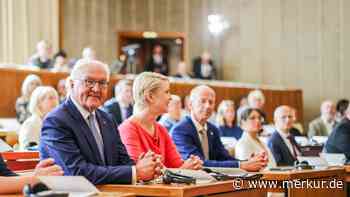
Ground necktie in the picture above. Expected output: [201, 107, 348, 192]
[87, 113, 105, 164]
[287, 135, 299, 159]
[198, 129, 209, 160]
[126, 105, 133, 118]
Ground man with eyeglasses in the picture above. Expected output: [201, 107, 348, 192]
[268, 105, 301, 166]
[39, 59, 161, 185]
[171, 85, 267, 171]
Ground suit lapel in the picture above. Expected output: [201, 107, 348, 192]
[275, 131, 295, 160]
[186, 117, 205, 156]
[65, 98, 104, 164]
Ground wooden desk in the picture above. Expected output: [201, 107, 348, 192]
[344, 165, 350, 182]
[262, 167, 346, 197]
[98, 180, 265, 197]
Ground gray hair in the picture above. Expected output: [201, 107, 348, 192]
[189, 85, 216, 103]
[21, 74, 42, 97]
[29, 86, 59, 117]
[70, 59, 110, 81]
[248, 89, 265, 105]
[114, 79, 133, 97]
[133, 72, 169, 113]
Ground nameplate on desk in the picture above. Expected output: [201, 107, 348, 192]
[39, 176, 99, 197]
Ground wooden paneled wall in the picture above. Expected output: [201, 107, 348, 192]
[0, 0, 59, 64]
[0, 68, 303, 124]
[61, 0, 350, 125]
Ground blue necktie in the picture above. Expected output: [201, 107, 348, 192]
[87, 113, 105, 164]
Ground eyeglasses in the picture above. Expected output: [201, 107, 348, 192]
[247, 116, 264, 122]
[77, 79, 109, 89]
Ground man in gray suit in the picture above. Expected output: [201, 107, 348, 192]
[308, 100, 337, 138]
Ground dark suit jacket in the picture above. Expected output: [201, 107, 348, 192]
[102, 98, 132, 126]
[268, 131, 299, 166]
[170, 116, 239, 167]
[192, 57, 216, 80]
[0, 155, 17, 176]
[39, 98, 134, 184]
[325, 118, 350, 161]
[145, 56, 169, 76]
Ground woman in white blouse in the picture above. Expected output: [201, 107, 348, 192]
[19, 86, 59, 150]
[235, 107, 276, 169]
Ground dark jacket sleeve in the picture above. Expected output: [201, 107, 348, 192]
[171, 122, 239, 168]
[0, 155, 17, 176]
[39, 115, 133, 185]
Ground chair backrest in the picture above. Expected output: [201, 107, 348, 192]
[1, 151, 39, 171]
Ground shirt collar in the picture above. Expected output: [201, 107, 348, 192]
[191, 114, 208, 132]
[70, 95, 95, 120]
[276, 128, 290, 139]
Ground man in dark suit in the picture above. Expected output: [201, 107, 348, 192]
[268, 106, 301, 166]
[192, 52, 216, 80]
[325, 105, 350, 161]
[171, 85, 267, 171]
[145, 44, 169, 75]
[39, 59, 160, 185]
[102, 79, 133, 125]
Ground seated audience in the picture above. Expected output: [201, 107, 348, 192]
[171, 85, 267, 171]
[16, 74, 42, 124]
[268, 106, 301, 166]
[173, 61, 192, 79]
[40, 59, 160, 184]
[159, 94, 183, 131]
[51, 50, 70, 72]
[82, 47, 96, 60]
[236, 95, 248, 126]
[216, 100, 243, 139]
[336, 98, 349, 122]
[57, 78, 68, 104]
[308, 100, 337, 137]
[19, 86, 59, 150]
[325, 104, 350, 162]
[0, 155, 63, 194]
[119, 72, 202, 169]
[192, 52, 216, 79]
[235, 108, 276, 169]
[29, 40, 53, 69]
[145, 44, 169, 75]
[102, 79, 133, 125]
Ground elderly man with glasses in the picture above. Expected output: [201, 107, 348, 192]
[39, 59, 161, 185]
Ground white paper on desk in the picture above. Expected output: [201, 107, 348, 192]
[39, 176, 99, 197]
[297, 156, 328, 167]
[319, 153, 346, 166]
[167, 168, 217, 184]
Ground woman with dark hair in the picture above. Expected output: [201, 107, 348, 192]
[336, 99, 349, 122]
[235, 108, 276, 169]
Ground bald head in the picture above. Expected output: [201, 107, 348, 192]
[274, 105, 294, 133]
[189, 85, 216, 125]
[320, 100, 336, 122]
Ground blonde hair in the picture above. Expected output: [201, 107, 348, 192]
[216, 100, 235, 126]
[21, 74, 42, 97]
[133, 72, 169, 113]
[29, 86, 59, 117]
